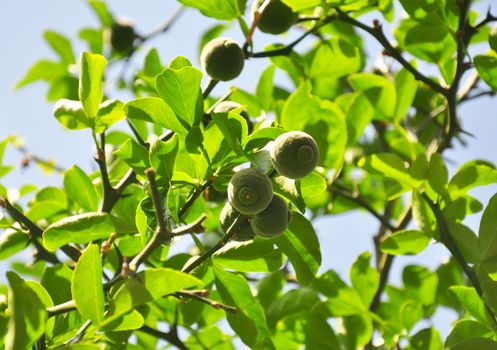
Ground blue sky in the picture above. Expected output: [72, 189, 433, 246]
[1, 0, 497, 338]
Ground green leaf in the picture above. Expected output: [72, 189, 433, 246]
[105, 268, 201, 324]
[380, 230, 431, 255]
[142, 48, 163, 76]
[394, 67, 417, 122]
[310, 37, 364, 79]
[44, 30, 75, 64]
[53, 99, 92, 130]
[42, 212, 115, 251]
[0, 229, 28, 260]
[94, 99, 125, 133]
[445, 320, 494, 349]
[63, 165, 99, 211]
[359, 153, 420, 190]
[149, 134, 179, 185]
[403, 265, 438, 305]
[343, 314, 374, 349]
[312, 269, 366, 316]
[449, 338, 497, 350]
[72, 244, 105, 325]
[79, 52, 107, 119]
[115, 139, 151, 175]
[350, 252, 379, 306]
[274, 213, 321, 285]
[156, 66, 202, 128]
[449, 162, 497, 197]
[178, 0, 245, 20]
[479, 193, 497, 261]
[281, 0, 320, 11]
[304, 313, 341, 350]
[100, 310, 144, 332]
[256, 272, 285, 310]
[213, 238, 284, 273]
[16, 59, 66, 88]
[256, 65, 275, 111]
[5, 272, 47, 350]
[449, 286, 494, 327]
[266, 288, 321, 329]
[346, 93, 375, 145]
[409, 327, 442, 350]
[300, 171, 327, 199]
[211, 107, 248, 156]
[213, 266, 275, 349]
[348, 73, 397, 120]
[124, 97, 188, 134]
[88, 0, 113, 26]
[474, 54, 497, 91]
[447, 222, 480, 264]
[272, 175, 306, 213]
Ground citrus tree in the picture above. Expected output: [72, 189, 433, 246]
[1, 0, 497, 349]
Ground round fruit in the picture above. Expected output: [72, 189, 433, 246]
[214, 101, 253, 133]
[271, 131, 319, 179]
[252, 0, 297, 35]
[251, 195, 292, 238]
[110, 20, 135, 53]
[228, 168, 273, 215]
[200, 38, 245, 81]
[220, 202, 255, 242]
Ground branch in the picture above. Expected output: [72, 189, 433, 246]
[96, 133, 120, 213]
[202, 79, 219, 99]
[139, 325, 188, 350]
[422, 192, 497, 328]
[176, 290, 237, 314]
[129, 169, 172, 272]
[330, 183, 396, 231]
[183, 214, 246, 273]
[0, 197, 60, 264]
[47, 300, 76, 317]
[16, 145, 65, 173]
[178, 179, 212, 219]
[137, 6, 185, 43]
[333, 10, 448, 96]
[171, 214, 207, 237]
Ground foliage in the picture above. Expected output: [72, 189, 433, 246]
[1, 0, 497, 349]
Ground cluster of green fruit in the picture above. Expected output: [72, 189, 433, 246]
[201, 0, 297, 81]
[220, 131, 319, 241]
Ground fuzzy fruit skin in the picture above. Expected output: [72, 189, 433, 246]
[110, 21, 135, 53]
[228, 168, 273, 215]
[252, 0, 297, 34]
[220, 203, 255, 242]
[251, 195, 292, 238]
[213, 101, 253, 133]
[200, 38, 245, 81]
[271, 131, 319, 179]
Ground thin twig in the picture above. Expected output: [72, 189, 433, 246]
[139, 325, 188, 350]
[47, 300, 77, 317]
[129, 169, 172, 272]
[176, 290, 237, 314]
[183, 214, 245, 273]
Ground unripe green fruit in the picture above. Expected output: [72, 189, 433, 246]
[110, 20, 135, 53]
[214, 101, 253, 133]
[200, 38, 245, 81]
[252, 0, 297, 35]
[220, 203, 255, 242]
[271, 131, 319, 179]
[251, 195, 292, 238]
[228, 168, 273, 215]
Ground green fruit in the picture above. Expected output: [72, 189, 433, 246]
[251, 195, 292, 238]
[214, 101, 254, 133]
[228, 168, 273, 215]
[271, 131, 319, 179]
[110, 20, 135, 53]
[200, 38, 245, 81]
[252, 0, 297, 35]
[220, 203, 255, 242]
